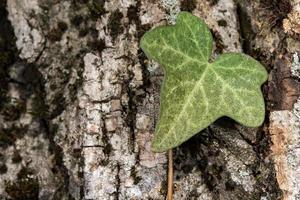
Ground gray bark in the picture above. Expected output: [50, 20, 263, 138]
[0, 0, 299, 199]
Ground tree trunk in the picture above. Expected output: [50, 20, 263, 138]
[0, 0, 299, 199]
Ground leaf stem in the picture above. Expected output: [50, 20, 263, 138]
[167, 149, 173, 200]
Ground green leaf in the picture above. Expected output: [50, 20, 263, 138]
[140, 11, 268, 152]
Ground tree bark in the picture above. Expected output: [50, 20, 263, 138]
[0, 0, 299, 199]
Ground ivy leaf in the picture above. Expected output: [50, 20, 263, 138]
[140, 12, 268, 152]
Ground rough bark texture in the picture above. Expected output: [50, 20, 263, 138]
[0, 0, 299, 199]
